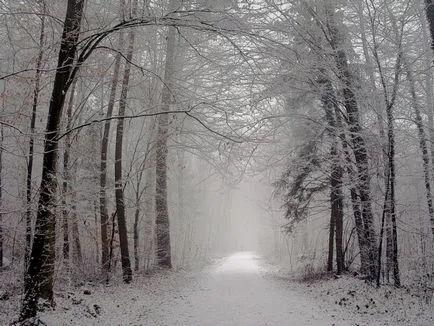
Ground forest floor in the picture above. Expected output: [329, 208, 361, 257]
[0, 252, 433, 325]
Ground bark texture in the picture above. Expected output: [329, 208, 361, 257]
[20, 0, 84, 320]
[325, 6, 377, 279]
[320, 76, 344, 274]
[114, 0, 138, 283]
[100, 24, 125, 277]
[25, 0, 46, 273]
[155, 1, 179, 269]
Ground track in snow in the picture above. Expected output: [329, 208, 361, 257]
[131, 252, 348, 326]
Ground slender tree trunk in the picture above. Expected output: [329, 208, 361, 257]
[155, 1, 179, 269]
[133, 178, 141, 272]
[62, 79, 77, 261]
[384, 90, 400, 287]
[358, 1, 394, 280]
[320, 75, 344, 274]
[327, 209, 335, 272]
[377, 184, 388, 287]
[25, 0, 46, 273]
[20, 0, 84, 320]
[334, 104, 368, 274]
[114, 0, 137, 283]
[100, 27, 125, 277]
[377, 117, 400, 287]
[325, 6, 377, 279]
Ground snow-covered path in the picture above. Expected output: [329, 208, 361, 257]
[100, 252, 348, 326]
[146, 251, 334, 326]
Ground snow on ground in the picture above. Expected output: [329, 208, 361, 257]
[1, 252, 433, 325]
[297, 273, 433, 326]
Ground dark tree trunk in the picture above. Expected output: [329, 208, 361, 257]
[20, 0, 84, 320]
[320, 76, 344, 274]
[377, 119, 399, 287]
[325, 7, 377, 280]
[332, 149, 344, 275]
[334, 103, 368, 274]
[385, 66, 400, 288]
[25, 0, 46, 273]
[134, 192, 140, 272]
[62, 79, 77, 261]
[100, 27, 124, 277]
[327, 209, 335, 272]
[114, 0, 137, 283]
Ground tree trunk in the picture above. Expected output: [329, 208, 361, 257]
[133, 194, 140, 272]
[334, 103, 368, 274]
[325, 6, 377, 280]
[327, 209, 335, 272]
[114, 0, 138, 283]
[155, 1, 179, 269]
[320, 75, 344, 274]
[25, 0, 46, 273]
[385, 89, 400, 287]
[20, 0, 84, 320]
[62, 79, 77, 262]
[357, 1, 394, 280]
[100, 25, 125, 277]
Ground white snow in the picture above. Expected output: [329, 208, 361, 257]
[1, 252, 433, 325]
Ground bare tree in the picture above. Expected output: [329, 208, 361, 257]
[155, 0, 180, 269]
[25, 0, 46, 273]
[20, 0, 85, 320]
[319, 75, 344, 275]
[324, 2, 378, 280]
[114, 0, 138, 283]
[62, 79, 77, 262]
[100, 4, 125, 277]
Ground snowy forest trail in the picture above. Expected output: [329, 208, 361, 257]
[7, 251, 430, 325]
[141, 251, 336, 326]
[72, 252, 361, 326]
